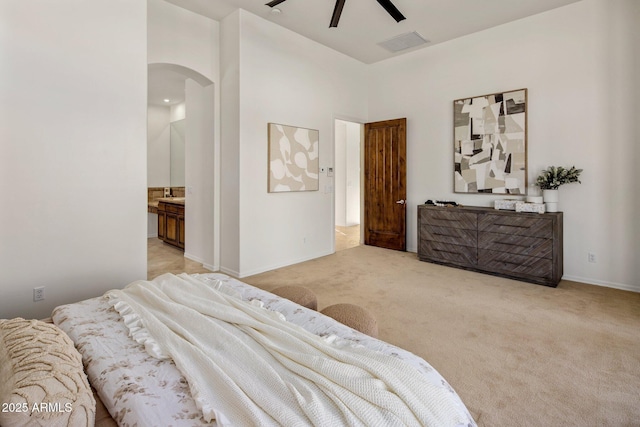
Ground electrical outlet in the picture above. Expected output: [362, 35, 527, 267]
[588, 252, 596, 263]
[33, 286, 45, 302]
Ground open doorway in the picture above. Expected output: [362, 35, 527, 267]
[334, 119, 363, 251]
[147, 64, 216, 277]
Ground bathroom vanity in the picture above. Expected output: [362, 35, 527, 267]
[157, 198, 185, 250]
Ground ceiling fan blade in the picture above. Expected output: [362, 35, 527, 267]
[375, 0, 406, 22]
[329, 0, 346, 27]
[265, 0, 286, 7]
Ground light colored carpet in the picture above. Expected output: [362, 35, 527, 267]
[244, 245, 640, 427]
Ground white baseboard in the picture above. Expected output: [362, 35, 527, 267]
[219, 266, 241, 278]
[183, 252, 203, 263]
[184, 252, 218, 272]
[226, 250, 334, 279]
[562, 275, 640, 293]
[148, 233, 158, 238]
[202, 263, 218, 272]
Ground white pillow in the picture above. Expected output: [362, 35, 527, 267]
[0, 318, 95, 427]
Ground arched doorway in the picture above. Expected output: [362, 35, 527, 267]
[147, 63, 216, 278]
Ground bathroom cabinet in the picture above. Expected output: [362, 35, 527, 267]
[157, 200, 185, 250]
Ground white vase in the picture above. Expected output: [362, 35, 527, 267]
[543, 189, 559, 212]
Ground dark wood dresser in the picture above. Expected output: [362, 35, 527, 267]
[417, 205, 563, 287]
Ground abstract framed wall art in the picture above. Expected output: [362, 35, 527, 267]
[268, 123, 319, 192]
[453, 88, 527, 194]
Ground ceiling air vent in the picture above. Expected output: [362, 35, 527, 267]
[378, 31, 429, 53]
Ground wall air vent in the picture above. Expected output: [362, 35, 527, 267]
[378, 31, 429, 53]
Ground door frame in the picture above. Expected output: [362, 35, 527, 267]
[332, 116, 367, 253]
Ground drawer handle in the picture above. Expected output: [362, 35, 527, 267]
[434, 248, 464, 256]
[494, 223, 529, 229]
[496, 241, 531, 248]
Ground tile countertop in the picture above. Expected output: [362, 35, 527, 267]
[148, 197, 185, 214]
[156, 197, 185, 206]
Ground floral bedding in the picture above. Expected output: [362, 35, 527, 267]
[52, 273, 475, 427]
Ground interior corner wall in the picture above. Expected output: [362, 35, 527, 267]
[367, 0, 639, 291]
[228, 10, 368, 277]
[184, 80, 216, 270]
[0, 0, 148, 319]
[171, 102, 186, 122]
[219, 10, 241, 276]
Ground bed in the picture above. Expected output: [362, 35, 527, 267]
[12, 273, 476, 426]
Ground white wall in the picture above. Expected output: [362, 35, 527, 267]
[220, 10, 368, 277]
[148, 0, 220, 270]
[184, 80, 216, 269]
[171, 102, 186, 122]
[220, 10, 242, 275]
[148, 0, 217, 81]
[148, 105, 171, 187]
[367, 0, 639, 291]
[0, 0, 148, 319]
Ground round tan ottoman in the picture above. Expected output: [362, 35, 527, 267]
[271, 285, 318, 310]
[321, 303, 378, 338]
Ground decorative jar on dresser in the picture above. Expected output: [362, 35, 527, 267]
[417, 205, 563, 287]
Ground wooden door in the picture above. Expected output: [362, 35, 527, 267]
[364, 118, 407, 251]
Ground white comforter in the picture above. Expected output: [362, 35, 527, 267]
[105, 273, 470, 427]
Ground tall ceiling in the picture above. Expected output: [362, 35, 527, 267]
[164, 0, 582, 64]
[150, 0, 582, 105]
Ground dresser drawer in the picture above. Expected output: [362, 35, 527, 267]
[419, 209, 477, 230]
[422, 225, 476, 247]
[417, 205, 562, 286]
[478, 214, 551, 238]
[419, 240, 477, 266]
[478, 250, 553, 280]
[479, 232, 552, 259]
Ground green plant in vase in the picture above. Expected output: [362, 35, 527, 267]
[536, 166, 583, 212]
